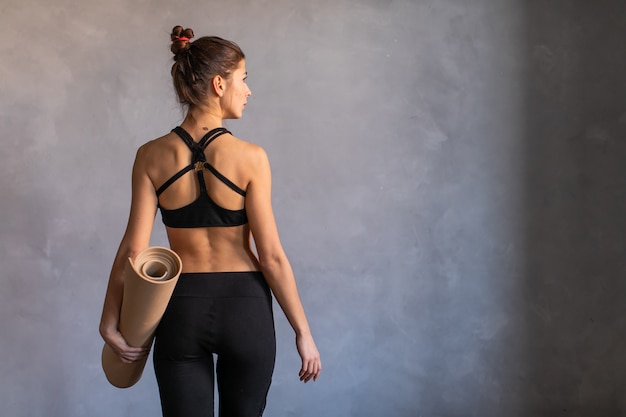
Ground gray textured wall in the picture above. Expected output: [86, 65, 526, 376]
[1, 0, 625, 416]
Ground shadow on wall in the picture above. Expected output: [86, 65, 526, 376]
[523, 1, 626, 415]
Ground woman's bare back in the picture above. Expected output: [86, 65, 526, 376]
[140, 127, 261, 272]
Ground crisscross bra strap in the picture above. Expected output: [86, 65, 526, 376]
[172, 126, 230, 160]
[203, 163, 246, 196]
[155, 126, 234, 197]
[155, 164, 194, 197]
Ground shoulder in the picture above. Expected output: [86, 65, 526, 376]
[138, 131, 177, 154]
[228, 134, 270, 167]
[135, 132, 178, 162]
[132, 132, 179, 181]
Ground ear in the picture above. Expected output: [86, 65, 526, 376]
[212, 75, 225, 97]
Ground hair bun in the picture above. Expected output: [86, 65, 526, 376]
[170, 25, 194, 55]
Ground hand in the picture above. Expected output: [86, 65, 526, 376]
[296, 333, 321, 383]
[101, 327, 150, 364]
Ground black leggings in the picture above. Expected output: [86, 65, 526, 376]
[153, 271, 276, 417]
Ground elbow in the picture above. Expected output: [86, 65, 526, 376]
[117, 244, 144, 264]
[258, 252, 287, 277]
[99, 321, 108, 340]
[99, 317, 116, 341]
[126, 247, 143, 262]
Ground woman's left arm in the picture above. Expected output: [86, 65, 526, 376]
[99, 145, 157, 363]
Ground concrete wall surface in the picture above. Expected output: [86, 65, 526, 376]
[1, 0, 625, 416]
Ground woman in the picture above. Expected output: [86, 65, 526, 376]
[100, 25, 321, 417]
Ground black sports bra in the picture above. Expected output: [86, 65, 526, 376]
[155, 126, 248, 228]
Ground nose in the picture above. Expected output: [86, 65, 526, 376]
[246, 85, 252, 97]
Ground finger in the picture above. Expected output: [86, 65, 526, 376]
[307, 360, 320, 382]
[307, 357, 321, 376]
[119, 347, 150, 363]
[313, 361, 322, 381]
[300, 360, 311, 378]
[120, 353, 146, 363]
[313, 367, 320, 381]
[124, 345, 149, 353]
[300, 362, 313, 383]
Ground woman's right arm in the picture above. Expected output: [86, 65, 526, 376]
[99, 145, 157, 363]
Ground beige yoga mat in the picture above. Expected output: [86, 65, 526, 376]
[102, 246, 182, 388]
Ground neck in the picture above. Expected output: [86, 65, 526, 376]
[182, 106, 223, 136]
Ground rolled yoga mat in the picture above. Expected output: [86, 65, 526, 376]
[102, 246, 182, 388]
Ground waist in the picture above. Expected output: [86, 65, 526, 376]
[172, 271, 270, 298]
[166, 226, 259, 272]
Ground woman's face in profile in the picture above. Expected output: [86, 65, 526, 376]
[222, 59, 251, 119]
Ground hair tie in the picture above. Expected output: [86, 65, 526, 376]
[175, 37, 190, 42]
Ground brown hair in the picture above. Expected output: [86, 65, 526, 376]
[170, 25, 245, 107]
